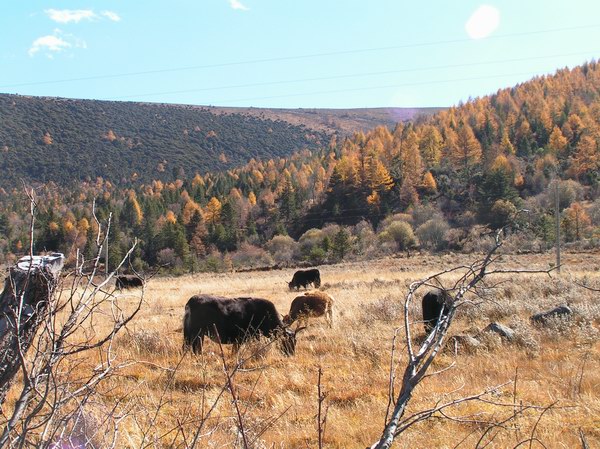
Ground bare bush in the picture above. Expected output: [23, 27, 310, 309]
[119, 329, 173, 356]
[265, 235, 297, 265]
[378, 221, 416, 253]
[361, 295, 403, 324]
[415, 218, 450, 251]
[231, 242, 274, 269]
[409, 204, 444, 228]
[0, 199, 143, 449]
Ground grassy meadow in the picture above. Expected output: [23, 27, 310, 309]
[4, 251, 600, 448]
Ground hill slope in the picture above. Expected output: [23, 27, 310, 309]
[0, 95, 330, 187]
[207, 105, 442, 134]
[0, 95, 437, 188]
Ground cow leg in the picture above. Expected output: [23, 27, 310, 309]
[326, 305, 333, 328]
[298, 315, 309, 329]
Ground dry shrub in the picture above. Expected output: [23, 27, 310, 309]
[476, 329, 504, 351]
[230, 242, 274, 269]
[507, 318, 541, 353]
[369, 277, 402, 290]
[500, 232, 546, 253]
[415, 218, 450, 251]
[462, 234, 496, 253]
[265, 234, 297, 265]
[479, 298, 522, 322]
[536, 313, 600, 347]
[119, 329, 174, 355]
[540, 277, 574, 300]
[361, 294, 402, 323]
[534, 314, 574, 338]
[575, 300, 600, 323]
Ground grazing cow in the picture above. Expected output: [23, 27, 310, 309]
[283, 291, 334, 328]
[422, 289, 452, 333]
[288, 268, 321, 290]
[183, 294, 299, 355]
[115, 274, 144, 290]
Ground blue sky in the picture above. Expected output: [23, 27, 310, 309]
[1, 1, 599, 108]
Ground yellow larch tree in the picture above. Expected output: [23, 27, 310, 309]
[548, 126, 568, 155]
[491, 154, 513, 174]
[182, 200, 203, 225]
[42, 132, 53, 145]
[451, 122, 482, 179]
[400, 130, 424, 187]
[191, 173, 205, 188]
[366, 154, 394, 194]
[500, 127, 515, 155]
[562, 202, 591, 241]
[248, 191, 257, 207]
[419, 125, 443, 168]
[421, 171, 437, 194]
[165, 210, 177, 224]
[204, 197, 222, 224]
[570, 134, 599, 180]
[562, 113, 584, 146]
[104, 130, 117, 142]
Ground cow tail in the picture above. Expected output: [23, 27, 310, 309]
[183, 303, 192, 346]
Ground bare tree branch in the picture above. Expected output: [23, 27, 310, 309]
[369, 227, 555, 449]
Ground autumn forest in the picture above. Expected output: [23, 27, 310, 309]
[1, 61, 600, 272]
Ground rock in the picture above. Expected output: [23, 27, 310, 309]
[450, 334, 481, 353]
[483, 322, 515, 341]
[530, 305, 573, 325]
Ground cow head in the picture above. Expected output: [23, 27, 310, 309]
[279, 326, 307, 356]
[288, 281, 294, 291]
[279, 327, 297, 356]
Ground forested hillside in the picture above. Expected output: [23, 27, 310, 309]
[1, 62, 600, 271]
[0, 95, 328, 187]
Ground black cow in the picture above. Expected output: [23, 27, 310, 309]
[288, 269, 321, 290]
[183, 294, 299, 355]
[422, 289, 452, 333]
[115, 274, 144, 290]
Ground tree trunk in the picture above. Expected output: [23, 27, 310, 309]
[0, 254, 64, 405]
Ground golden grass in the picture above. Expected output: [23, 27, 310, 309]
[4, 252, 600, 448]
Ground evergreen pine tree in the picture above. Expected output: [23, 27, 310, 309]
[332, 228, 351, 261]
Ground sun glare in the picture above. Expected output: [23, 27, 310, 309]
[465, 5, 500, 39]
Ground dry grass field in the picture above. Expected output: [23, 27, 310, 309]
[4, 251, 600, 448]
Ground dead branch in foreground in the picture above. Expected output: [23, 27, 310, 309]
[370, 228, 556, 449]
[0, 196, 143, 448]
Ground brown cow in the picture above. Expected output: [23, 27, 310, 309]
[283, 290, 334, 328]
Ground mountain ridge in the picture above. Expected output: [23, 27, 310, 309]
[0, 93, 439, 188]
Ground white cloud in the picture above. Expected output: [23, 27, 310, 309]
[45, 9, 98, 24]
[28, 30, 86, 58]
[465, 5, 500, 39]
[28, 35, 70, 57]
[101, 11, 121, 22]
[229, 0, 249, 11]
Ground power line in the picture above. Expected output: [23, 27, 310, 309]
[186, 70, 562, 106]
[1, 23, 599, 89]
[104, 50, 598, 101]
